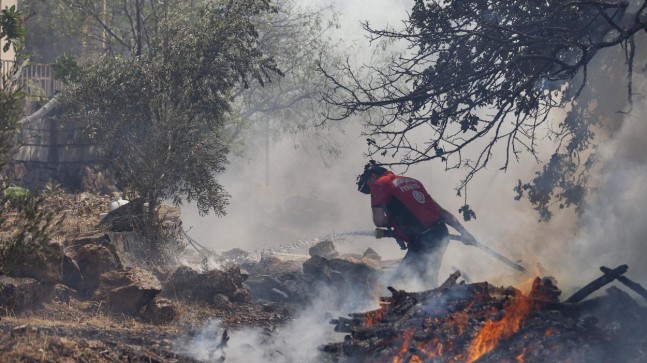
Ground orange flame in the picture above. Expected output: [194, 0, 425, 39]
[544, 327, 559, 337]
[392, 328, 415, 363]
[363, 302, 390, 328]
[516, 347, 527, 362]
[415, 340, 444, 359]
[465, 291, 532, 362]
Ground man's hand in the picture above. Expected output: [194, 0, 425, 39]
[375, 228, 394, 239]
[460, 231, 478, 246]
[396, 239, 407, 250]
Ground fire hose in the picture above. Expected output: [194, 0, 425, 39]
[375, 228, 527, 273]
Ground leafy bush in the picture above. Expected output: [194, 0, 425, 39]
[0, 190, 64, 281]
[52, 54, 80, 81]
[3, 185, 30, 207]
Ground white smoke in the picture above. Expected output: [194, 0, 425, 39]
[179, 283, 379, 362]
[176, 3, 647, 362]
[564, 75, 647, 289]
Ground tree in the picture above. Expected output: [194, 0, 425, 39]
[0, 4, 25, 170]
[320, 0, 647, 220]
[62, 0, 282, 220]
[229, 0, 342, 138]
[21, 0, 85, 63]
[0, 5, 64, 280]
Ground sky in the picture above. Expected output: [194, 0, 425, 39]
[180, 0, 647, 293]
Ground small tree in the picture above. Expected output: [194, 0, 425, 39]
[63, 0, 282, 222]
[0, 4, 25, 169]
[0, 6, 64, 279]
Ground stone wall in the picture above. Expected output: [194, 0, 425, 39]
[6, 101, 116, 193]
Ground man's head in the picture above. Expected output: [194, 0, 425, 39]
[357, 161, 388, 194]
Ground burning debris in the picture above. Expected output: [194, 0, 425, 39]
[322, 266, 647, 363]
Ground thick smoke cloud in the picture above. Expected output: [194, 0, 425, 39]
[179, 0, 585, 287]
[568, 75, 647, 288]
[177, 1, 647, 362]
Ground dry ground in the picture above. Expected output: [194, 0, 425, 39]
[0, 189, 304, 362]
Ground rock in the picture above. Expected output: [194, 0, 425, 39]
[225, 265, 249, 286]
[302, 256, 335, 281]
[308, 240, 339, 259]
[221, 248, 249, 261]
[99, 200, 183, 240]
[71, 238, 123, 296]
[271, 288, 289, 301]
[80, 165, 117, 194]
[0, 276, 45, 314]
[109, 197, 129, 212]
[62, 255, 83, 291]
[246, 275, 285, 301]
[163, 266, 246, 304]
[362, 247, 382, 261]
[212, 294, 232, 309]
[303, 256, 381, 289]
[53, 283, 75, 304]
[151, 266, 173, 284]
[93, 267, 161, 314]
[259, 254, 281, 266]
[3, 242, 64, 283]
[141, 297, 178, 324]
[231, 287, 251, 303]
[98, 200, 140, 232]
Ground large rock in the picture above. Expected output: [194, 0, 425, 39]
[141, 297, 178, 324]
[93, 267, 161, 314]
[362, 247, 382, 261]
[303, 255, 381, 287]
[142, 296, 180, 324]
[62, 255, 83, 291]
[0, 276, 46, 314]
[2, 242, 64, 283]
[308, 240, 339, 259]
[99, 200, 183, 241]
[163, 265, 248, 304]
[246, 275, 293, 302]
[69, 234, 123, 296]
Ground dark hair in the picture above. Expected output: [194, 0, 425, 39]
[356, 161, 388, 194]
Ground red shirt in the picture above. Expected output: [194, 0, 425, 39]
[370, 171, 442, 241]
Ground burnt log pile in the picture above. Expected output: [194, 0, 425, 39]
[322, 265, 647, 363]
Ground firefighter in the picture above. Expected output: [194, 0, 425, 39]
[357, 162, 477, 287]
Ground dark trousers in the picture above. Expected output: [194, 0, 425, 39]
[396, 222, 450, 289]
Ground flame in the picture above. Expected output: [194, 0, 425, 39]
[415, 340, 444, 359]
[544, 327, 559, 337]
[516, 348, 527, 362]
[392, 328, 415, 363]
[363, 301, 390, 328]
[465, 291, 532, 362]
[450, 304, 472, 335]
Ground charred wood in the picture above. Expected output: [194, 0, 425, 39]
[324, 267, 647, 363]
[438, 270, 462, 289]
[600, 266, 647, 303]
[565, 264, 628, 304]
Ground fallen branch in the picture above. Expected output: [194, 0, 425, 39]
[565, 265, 628, 304]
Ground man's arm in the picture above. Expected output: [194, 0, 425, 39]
[439, 207, 477, 245]
[372, 207, 390, 227]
